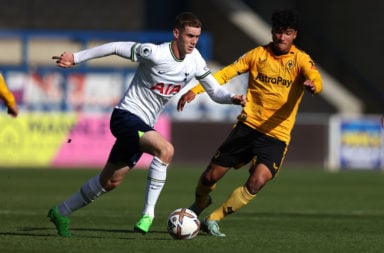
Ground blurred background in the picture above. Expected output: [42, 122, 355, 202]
[0, 0, 383, 170]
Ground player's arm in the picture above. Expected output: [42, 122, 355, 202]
[177, 64, 240, 111]
[197, 74, 245, 107]
[190, 64, 240, 94]
[301, 55, 323, 94]
[52, 42, 139, 68]
[0, 74, 18, 117]
[189, 50, 252, 95]
[177, 50, 252, 111]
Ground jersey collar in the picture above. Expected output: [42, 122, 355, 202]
[169, 41, 184, 62]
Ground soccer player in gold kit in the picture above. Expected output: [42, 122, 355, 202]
[177, 9, 322, 237]
[0, 73, 18, 117]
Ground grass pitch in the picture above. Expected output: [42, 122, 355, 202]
[0, 166, 384, 253]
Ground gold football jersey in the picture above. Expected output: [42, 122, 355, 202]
[191, 44, 322, 144]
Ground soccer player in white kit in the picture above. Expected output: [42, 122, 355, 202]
[47, 12, 246, 237]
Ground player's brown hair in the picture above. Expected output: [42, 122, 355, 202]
[174, 12, 202, 31]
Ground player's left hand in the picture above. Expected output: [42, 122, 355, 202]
[177, 90, 196, 112]
[304, 80, 316, 93]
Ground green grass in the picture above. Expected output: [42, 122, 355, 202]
[1, 166, 384, 253]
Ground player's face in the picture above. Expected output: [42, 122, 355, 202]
[271, 28, 297, 55]
[173, 26, 201, 58]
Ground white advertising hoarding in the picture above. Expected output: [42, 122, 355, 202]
[328, 115, 384, 171]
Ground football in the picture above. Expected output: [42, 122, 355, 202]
[167, 208, 200, 240]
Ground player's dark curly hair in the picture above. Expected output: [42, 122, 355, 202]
[271, 9, 301, 31]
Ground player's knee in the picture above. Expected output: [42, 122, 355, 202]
[201, 165, 222, 186]
[103, 179, 122, 191]
[158, 142, 174, 163]
[201, 174, 216, 186]
[245, 180, 266, 195]
[101, 175, 126, 191]
[246, 174, 272, 195]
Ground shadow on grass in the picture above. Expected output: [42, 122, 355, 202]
[0, 227, 170, 240]
[242, 211, 384, 220]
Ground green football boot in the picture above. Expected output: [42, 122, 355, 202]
[47, 206, 72, 237]
[134, 215, 153, 234]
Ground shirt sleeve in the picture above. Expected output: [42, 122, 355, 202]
[299, 53, 323, 94]
[191, 47, 235, 103]
[73, 41, 139, 64]
[199, 74, 235, 104]
[0, 74, 16, 108]
[190, 65, 238, 94]
[190, 51, 251, 94]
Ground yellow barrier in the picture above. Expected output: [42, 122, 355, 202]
[0, 113, 77, 167]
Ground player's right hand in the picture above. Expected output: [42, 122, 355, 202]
[52, 52, 75, 68]
[231, 94, 246, 106]
[7, 104, 18, 117]
[177, 90, 196, 112]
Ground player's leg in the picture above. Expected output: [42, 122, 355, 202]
[48, 161, 130, 237]
[134, 130, 174, 234]
[201, 163, 270, 237]
[61, 162, 130, 215]
[190, 163, 229, 237]
[204, 133, 287, 237]
[190, 123, 252, 217]
[208, 163, 271, 220]
[189, 123, 251, 237]
[189, 163, 229, 216]
[48, 109, 142, 237]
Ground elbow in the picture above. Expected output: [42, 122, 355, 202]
[315, 83, 323, 94]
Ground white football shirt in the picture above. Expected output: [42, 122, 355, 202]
[74, 41, 235, 126]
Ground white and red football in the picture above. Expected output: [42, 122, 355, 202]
[167, 208, 200, 240]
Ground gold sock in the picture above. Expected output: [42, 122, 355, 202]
[208, 185, 256, 221]
[193, 177, 216, 210]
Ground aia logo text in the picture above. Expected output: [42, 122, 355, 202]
[150, 83, 181, 96]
